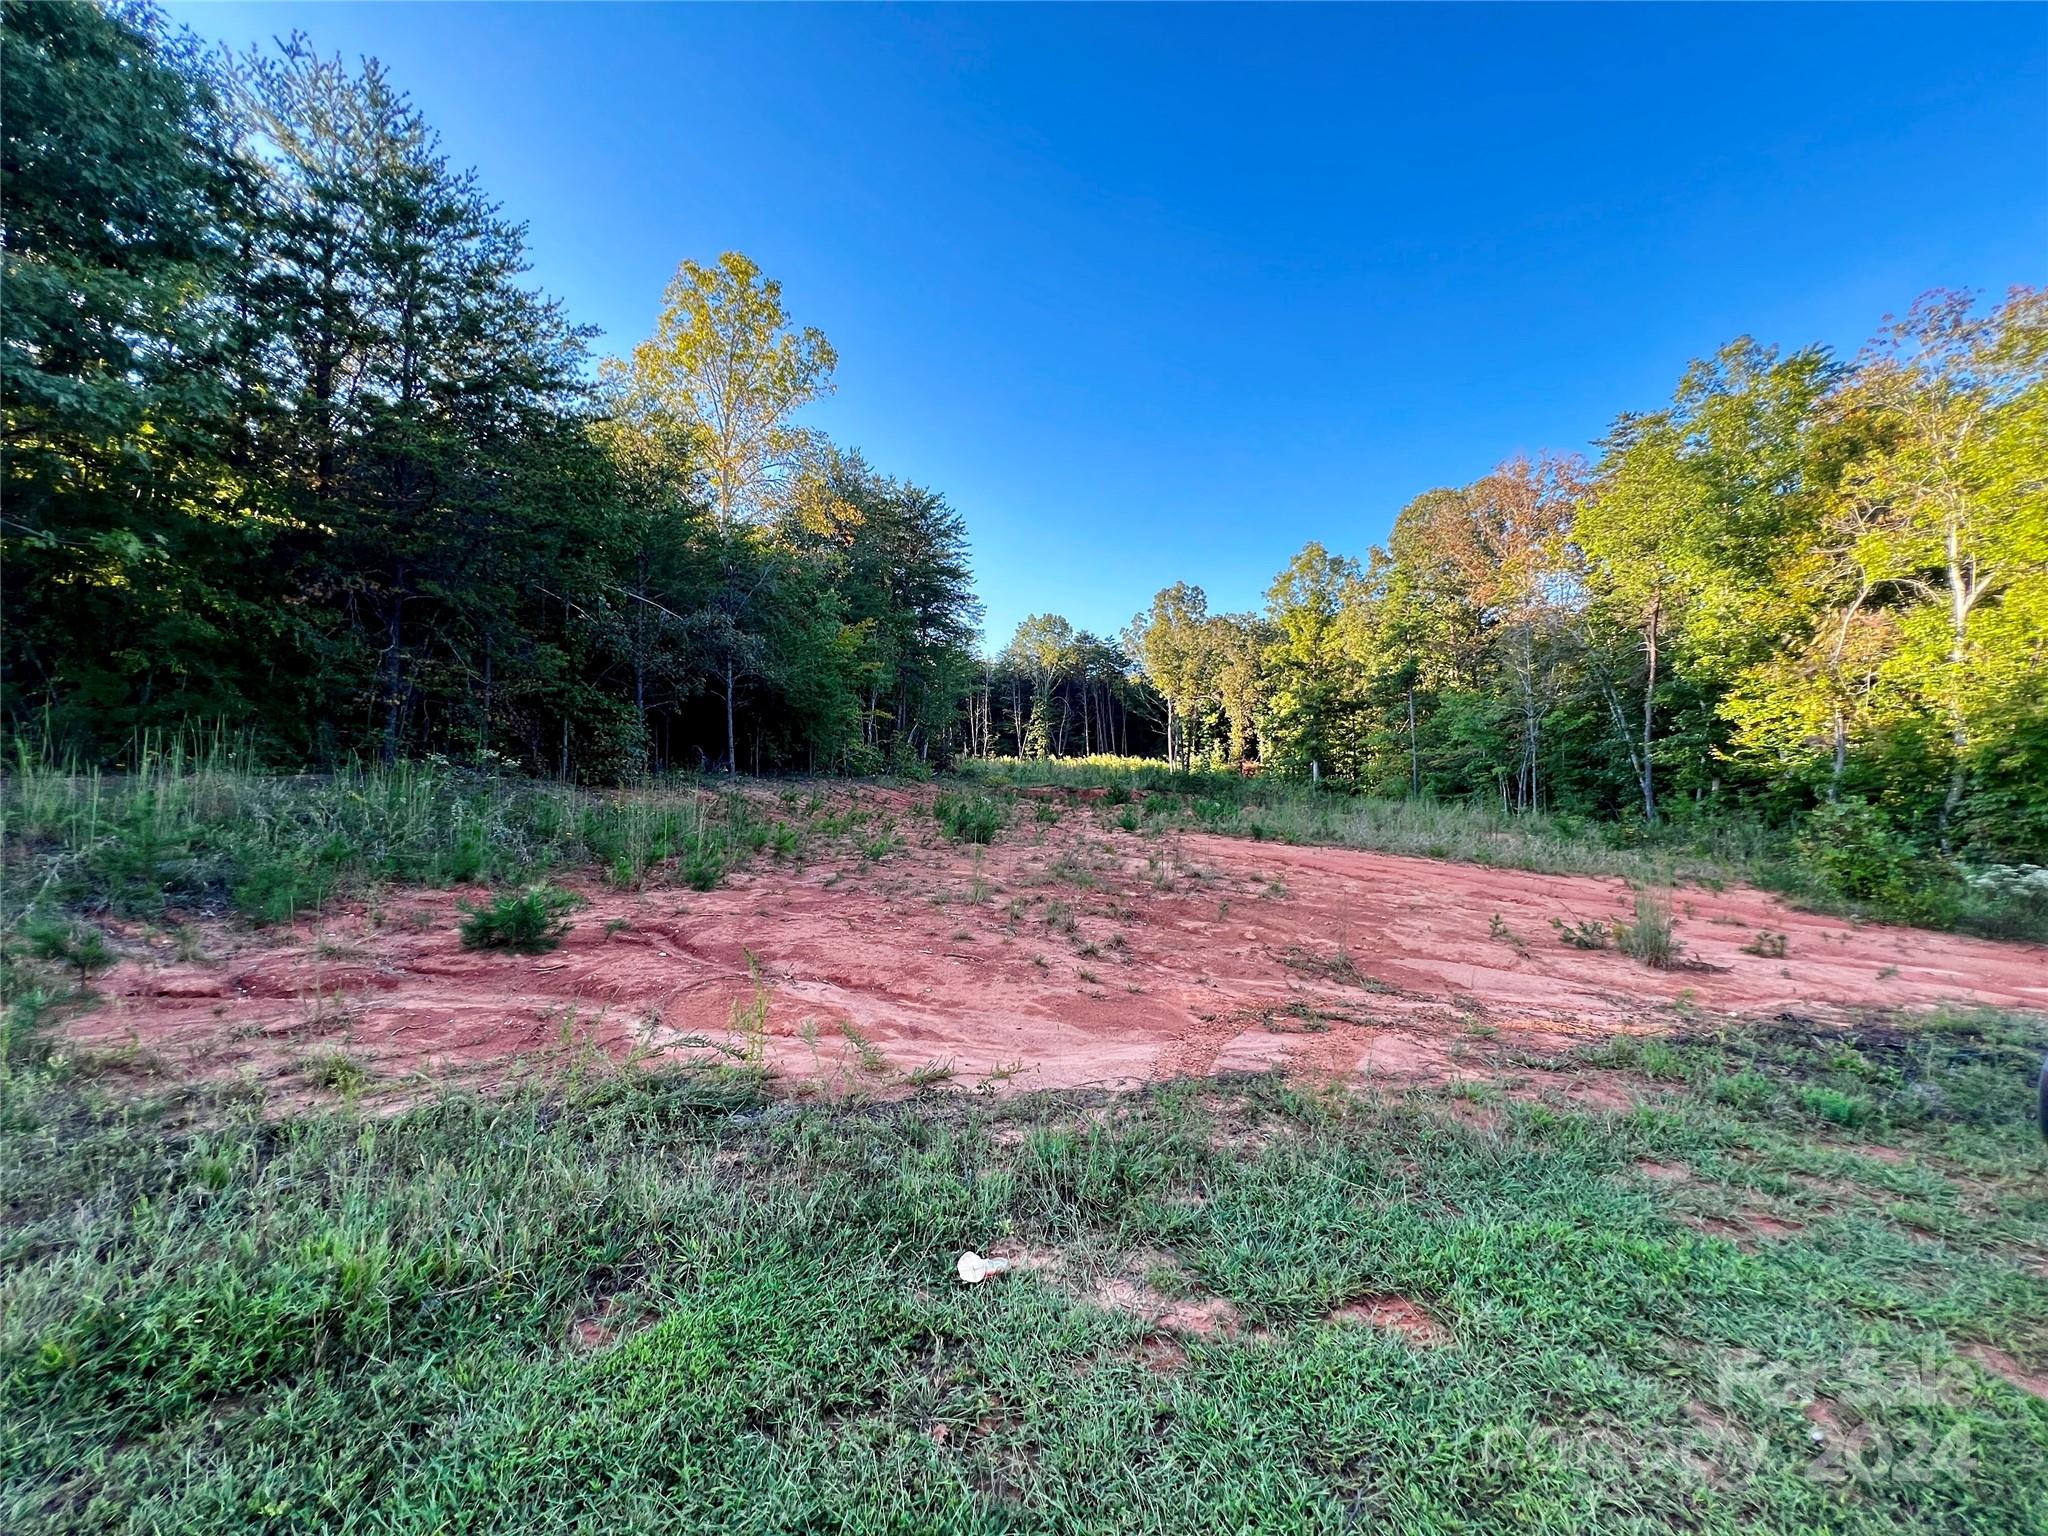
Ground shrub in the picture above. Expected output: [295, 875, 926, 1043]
[932, 791, 1002, 845]
[682, 834, 726, 891]
[1550, 916, 1610, 950]
[1740, 929, 1789, 959]
[1614, 892, 1682, 969]
[1957, 864, 2048, 943]
[1793, 799, 1928, 906]
[1711, 1071, 1775, 1110]
[18, 914, 114, 986]
[458, 885, 583, 953]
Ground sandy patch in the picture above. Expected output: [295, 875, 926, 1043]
[1325, 1294, 1450, 1345]
[66, 785, 2048, 1100]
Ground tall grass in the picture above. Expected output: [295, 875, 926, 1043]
[0, 734, 768, 925]
[957, 755, 2048, 940]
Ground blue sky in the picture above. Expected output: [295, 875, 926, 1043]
[165, 2, 2046, 651]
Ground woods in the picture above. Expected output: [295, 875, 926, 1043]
[1107, 307, 2046, 882]
[4, 3, 980, 778]
[5, 3, 2045, 893]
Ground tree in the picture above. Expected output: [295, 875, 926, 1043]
[611, 251, 837, 529]
[1824, 289, 2047, 843]
[1577, 340, 1839, 821]
[1260, 544, 1362, 780]
[1127, 583, 1215, 769]
[1210, 614, 1275, 766]
[608, 251, 837, 768]
[1, 0, 260, 744]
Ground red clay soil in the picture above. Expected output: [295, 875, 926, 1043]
[68, 788, 2048, 1101]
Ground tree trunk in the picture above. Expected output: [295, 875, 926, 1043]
[380, 589, 406, 766]
[1829, 707, 1846, 803]
[1406, 686, 1419, 798]
[1938, 517, 1971, 845]
[1641, 589, 1660, 825]
[724, 657, 737, 774]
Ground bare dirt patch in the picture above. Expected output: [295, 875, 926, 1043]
[1686, 1210, 1807, 1248]
[1963, 1344, 2048, 1402]
[1325, 1294, 1450, 1346]
[67, 784, 2048, 1100]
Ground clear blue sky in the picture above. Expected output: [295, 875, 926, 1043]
[166, 2, 2046, 652]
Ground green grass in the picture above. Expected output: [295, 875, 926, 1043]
[1615, 891, 1683, 969]
[932, 789, 1006, 845]
[0, 735, 902, 927]
[2, 1008, 2043, 1533]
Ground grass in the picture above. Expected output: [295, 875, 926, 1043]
[1615, 891, 1683, 969]
[962, 755, 1779, 888]
[932, 789, 1005, 845]
[0, 734, 915, 930]
[2, 1005, 2043, 1533]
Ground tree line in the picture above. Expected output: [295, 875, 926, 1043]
[4, 2, 979, 777]
[6, 3, 2044, 875]
[1041, 302, 2041, 869]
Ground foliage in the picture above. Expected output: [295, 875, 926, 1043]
[1613, 892, 1682, 969]
[14, 915, 114, 986]
[457, 885, 584, 953]
[931, 790, 1003, 845]
[1, 7, 979, 783]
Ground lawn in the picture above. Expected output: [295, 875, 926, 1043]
[3, 1010, 2044, 1533]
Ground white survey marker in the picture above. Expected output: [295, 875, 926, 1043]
[955, 1251, 1015, 1285]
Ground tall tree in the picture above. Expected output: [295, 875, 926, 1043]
[611, 251, 837, 529]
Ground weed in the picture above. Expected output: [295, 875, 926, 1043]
[1614, 892, 1683, 969]
[1799, 1083, 1875, 1127]
[932, 791, 1003, 845]
[304, 1048, 369, 1094]
[1280, 945, 1364, 987]
[1550, 915, 1611, 950]
[1047, 850, 1098, 888]
[839, 1022, 888, 1075]
[17, 914, 114, 987]
[1741, 929, 1789, 959]
[458, 885, 583, 953]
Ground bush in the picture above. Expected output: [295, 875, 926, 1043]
[1615, 892, 1682, 969]
[1550, 916, 1610, 950]
[17, 914, 114, 985]
[1957, 864, 2048, 943]
[458, 885, 583, 953]
[932, 791, 1003, 844]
